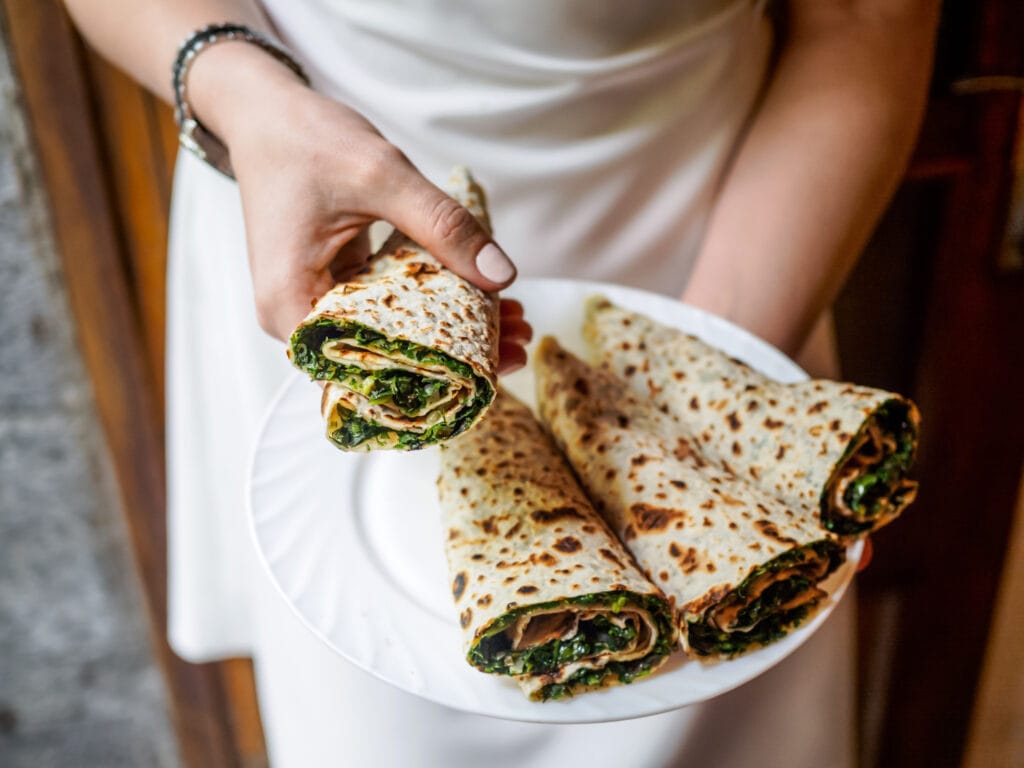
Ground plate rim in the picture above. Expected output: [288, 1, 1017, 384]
[246, 276, 862, 723]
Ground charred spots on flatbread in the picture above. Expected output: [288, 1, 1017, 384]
[471, 553, 485, 561]
[754, 519, 799, 545]
[669, 479, 688, 490]
[631, 454, 650, 467]
[553, 536, 582, 554]
[530, 506, 583, 524]
[452, 572, 468, 601]
[599, 548, 625, 569]
[726, 412, 742, 431]
[624, 364, 637, 377]
[460, 608, 473, 628]
[764, 417, 784, 429]
[675, 545, 701, 574]
[476, 595, 492, 607]
[516, 585, 539, 595]
[631, 503, 685, 532]
[732, 441, 743, 457]
[673, 438, 705, 466]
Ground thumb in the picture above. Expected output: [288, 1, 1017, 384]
[383, 170, 517, 291]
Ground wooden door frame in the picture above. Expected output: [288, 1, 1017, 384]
[0, 3, 242, 766]
[3, 1, 1021, 766]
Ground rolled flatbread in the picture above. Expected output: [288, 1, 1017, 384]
[438, 389, 677, 700]
[289, 168, 498, 451]
[534, 338, 845, 658]
[583, 298, 919, 537]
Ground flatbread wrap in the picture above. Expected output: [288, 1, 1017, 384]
[583, 298, 919, 537]
[438, 389, 677, 700]
[534, 337, 845, 658]
[288, 168, 499, 451]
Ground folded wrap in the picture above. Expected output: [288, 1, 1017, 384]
[288, 168, 498, 451]
[535, 338, 845, 658]
[583, 298, 919, 537]
[438, 389, 677, 698]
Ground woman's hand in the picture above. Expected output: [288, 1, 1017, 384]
[186, 42, 528, 369]
[498, 299, 531, 374]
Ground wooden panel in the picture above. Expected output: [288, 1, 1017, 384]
[963, 468, 1024, 768]
[0, 2, 240, 766]
[82, 52, 172, 402]
[870, 88, 1024, 767]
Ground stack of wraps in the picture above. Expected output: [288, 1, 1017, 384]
[288, 168, 499, 451]
[438, 390, 677, 700]
[534, 338, 846, 658]
[582, 298, 920, 537]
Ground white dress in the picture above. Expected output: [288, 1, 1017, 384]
[166, 1, 855, 765]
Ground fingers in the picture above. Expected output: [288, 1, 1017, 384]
[500, 317, 533, 345]
[383, 165, 517, 292]
[856, 537, 873, 572]
[496, 298, 531, 375]
[500, 298, 524, 319]
[497, 341, 528, 375]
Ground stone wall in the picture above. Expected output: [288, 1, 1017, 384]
[0, 23, 179, 768]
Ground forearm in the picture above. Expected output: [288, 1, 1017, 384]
[61, 0, 298, 141]
[682, 0, 940, 356]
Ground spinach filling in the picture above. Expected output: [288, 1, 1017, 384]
[468, 592, 676, 701]
[824, 399, 918, 536]
[540, 652, 667, 702]
[290, 319, 494, 450]
[686, 541, 845, 657]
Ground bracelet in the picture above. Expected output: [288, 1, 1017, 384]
[172, 23, 310, 180]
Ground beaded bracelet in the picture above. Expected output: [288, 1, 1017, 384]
[172, 23, 310, 179]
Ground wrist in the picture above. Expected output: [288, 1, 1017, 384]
[185, 39, 309, 151]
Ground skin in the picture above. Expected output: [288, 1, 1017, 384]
[62, 0, 938, 364]
[63, 0, 939, 556]
[683, 0, 941, 360]
[62, 0, 529, 370]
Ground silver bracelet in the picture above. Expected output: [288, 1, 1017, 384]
[172, 23, 310, 180]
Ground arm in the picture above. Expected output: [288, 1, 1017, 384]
[61, 0, 526, 364]
[681, 0, 941, 357]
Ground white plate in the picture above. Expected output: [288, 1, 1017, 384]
[248, 277, 861, 724]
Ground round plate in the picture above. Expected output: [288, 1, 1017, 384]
[248, 278, 861, 723]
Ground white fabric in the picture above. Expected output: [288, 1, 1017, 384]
[166, 1, 855, 765]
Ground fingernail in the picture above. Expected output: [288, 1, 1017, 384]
[475, 243, 516, 284]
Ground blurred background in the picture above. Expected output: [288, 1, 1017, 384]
[0, 1, 1022, 766]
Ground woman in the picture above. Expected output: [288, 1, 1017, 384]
[63, 1, 939, 765]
